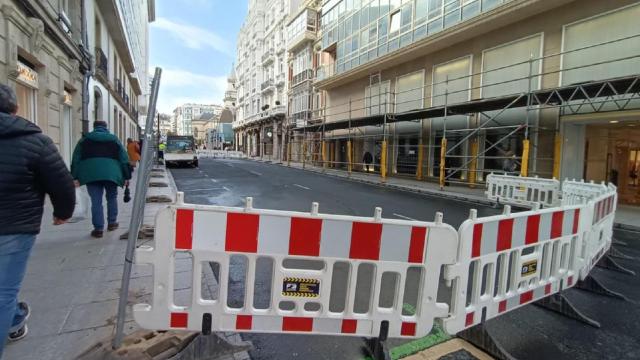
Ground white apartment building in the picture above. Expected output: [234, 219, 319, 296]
[88, 0, 154, 143]
[233, 0, 306, 160]
[173, 103, 223, 136]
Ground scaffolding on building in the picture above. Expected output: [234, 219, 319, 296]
[281, 33, 640, 188]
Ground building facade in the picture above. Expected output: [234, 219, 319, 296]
[299, 0, 640, 206]
[233, 0, 305, 160]
[172, 103, 222, 136]
[0, 0, 90, 165]
[88, 0, 154, 145]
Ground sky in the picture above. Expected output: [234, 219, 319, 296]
[150, 0, 247, 114]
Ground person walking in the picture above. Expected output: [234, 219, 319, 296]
[126, 138, 141, 169]
[363, 151, 373, 172]
[0, 84, 75, 356]
[71, 121, 131, 238]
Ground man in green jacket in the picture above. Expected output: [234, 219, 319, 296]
[71, 121, 131, 238]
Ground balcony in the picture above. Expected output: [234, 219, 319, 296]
[287, 9, 318, 52]
[262, 48, 275, 65]
[276, 74, 285, 87]
[291, 69, 314, 87]
[291, 110, 312, 128]
[95, 47, 108, 81]
[261, 79, 275, 93]
[315, 64, 335, 82]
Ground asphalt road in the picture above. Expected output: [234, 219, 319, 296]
[170, 159, 640, 360]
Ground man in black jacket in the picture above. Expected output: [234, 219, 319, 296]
[0, 84, 75, 356]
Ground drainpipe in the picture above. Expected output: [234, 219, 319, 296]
[80, 0, 91, 134]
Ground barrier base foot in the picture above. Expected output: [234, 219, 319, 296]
[576, 274, 629, 301]
[612, 239, 628, 247]
[596, 255, 636, 276]
[535, 293, 600, 328]
[608, 246, 634, 260]
[458, 323, 516, 360]
[364, 321, 391, 360]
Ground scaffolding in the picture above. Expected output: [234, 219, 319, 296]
[279, 33, 640, 188]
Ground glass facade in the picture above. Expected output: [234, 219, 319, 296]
[320, 0, 512, 78]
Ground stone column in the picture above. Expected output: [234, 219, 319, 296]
[272, 119, 279, 161]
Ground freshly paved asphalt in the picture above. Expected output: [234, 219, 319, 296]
[170, 159, 640, 360]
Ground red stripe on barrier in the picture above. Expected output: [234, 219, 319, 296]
[341, 319, 357, 334]
[545, 284, 552, 295]
[551, 211, 564, 238]
[408, 227, 427, 263]
[225, 213, 259, 253]
[568, 276, 574, 287]
[282, 317, 313, 332]
[465, 312, 474, 327]
[525, 214, 540, 245]
[520, 290, 534, 304]
[498, 300, 507, 313]
[472, 223, 483, 258]
[170, 312, 188, 328]
[497, 219, 514, 252]
[608, 196, 614, 215]
[289, 217, 322, 256]
[401, 322, 416, 336]
[175, 209, 194, 250]
[349, 222, 382, 260]
[572, 209, 580, 234]
[236, 315, 252, 330]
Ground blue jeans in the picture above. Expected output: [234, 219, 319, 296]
[0, 234, 35, 358]
[86, 181, 119, 231]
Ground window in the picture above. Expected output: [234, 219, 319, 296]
[396, 71, 424, 112]
[15, 60, 38, 124]
[389, 11, 401, 33]
[15, 83, 36, 123]
[365, 80, 391, 115]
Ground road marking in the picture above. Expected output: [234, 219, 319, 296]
[184, 188, 223, 192]
[393, 213, 418, 221]
[249, 170, 262, 176]
[204, 174, 209, 177]
[210, 178, 218, 183]
[223, 186, 230, 191]
[293, 184, 311, 190]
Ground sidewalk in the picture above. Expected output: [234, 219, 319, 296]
[2, 168, 175, 360]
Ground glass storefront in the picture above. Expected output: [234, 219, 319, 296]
[583, 121, 640, 205]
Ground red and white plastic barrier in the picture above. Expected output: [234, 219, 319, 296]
[442, 204, 584, 334]
[134, 198, 459, 338]
[133, 176, 617, 339]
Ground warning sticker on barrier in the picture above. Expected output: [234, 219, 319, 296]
[282, 277, 320, 298]
[521, 260, 538, 277]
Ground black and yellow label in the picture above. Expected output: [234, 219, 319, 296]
[521, 260, 538, 277]
[282, 277, 320, 298]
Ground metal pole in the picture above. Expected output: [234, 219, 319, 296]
[439, 77, 448, 190]
[113, 67, 162, 349]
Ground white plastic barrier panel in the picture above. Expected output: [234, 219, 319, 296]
[576, 183, 617, 280]
[443, 204, 586, 334]
[486, 174, 560, 208]
[134, 201, 459, 339]
[197, 150, 246, 159]
[561, 179, 608, 206]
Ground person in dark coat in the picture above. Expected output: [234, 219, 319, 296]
[71, 121, 131, 238]
[363, 151, 373, 172]
[0, 84, 75, 353]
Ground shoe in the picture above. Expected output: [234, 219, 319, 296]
[107, 223, 119, 231]
[8, 324, 28, 342]
[9, 302, 30, 333]
[91, 229, 104, 238]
